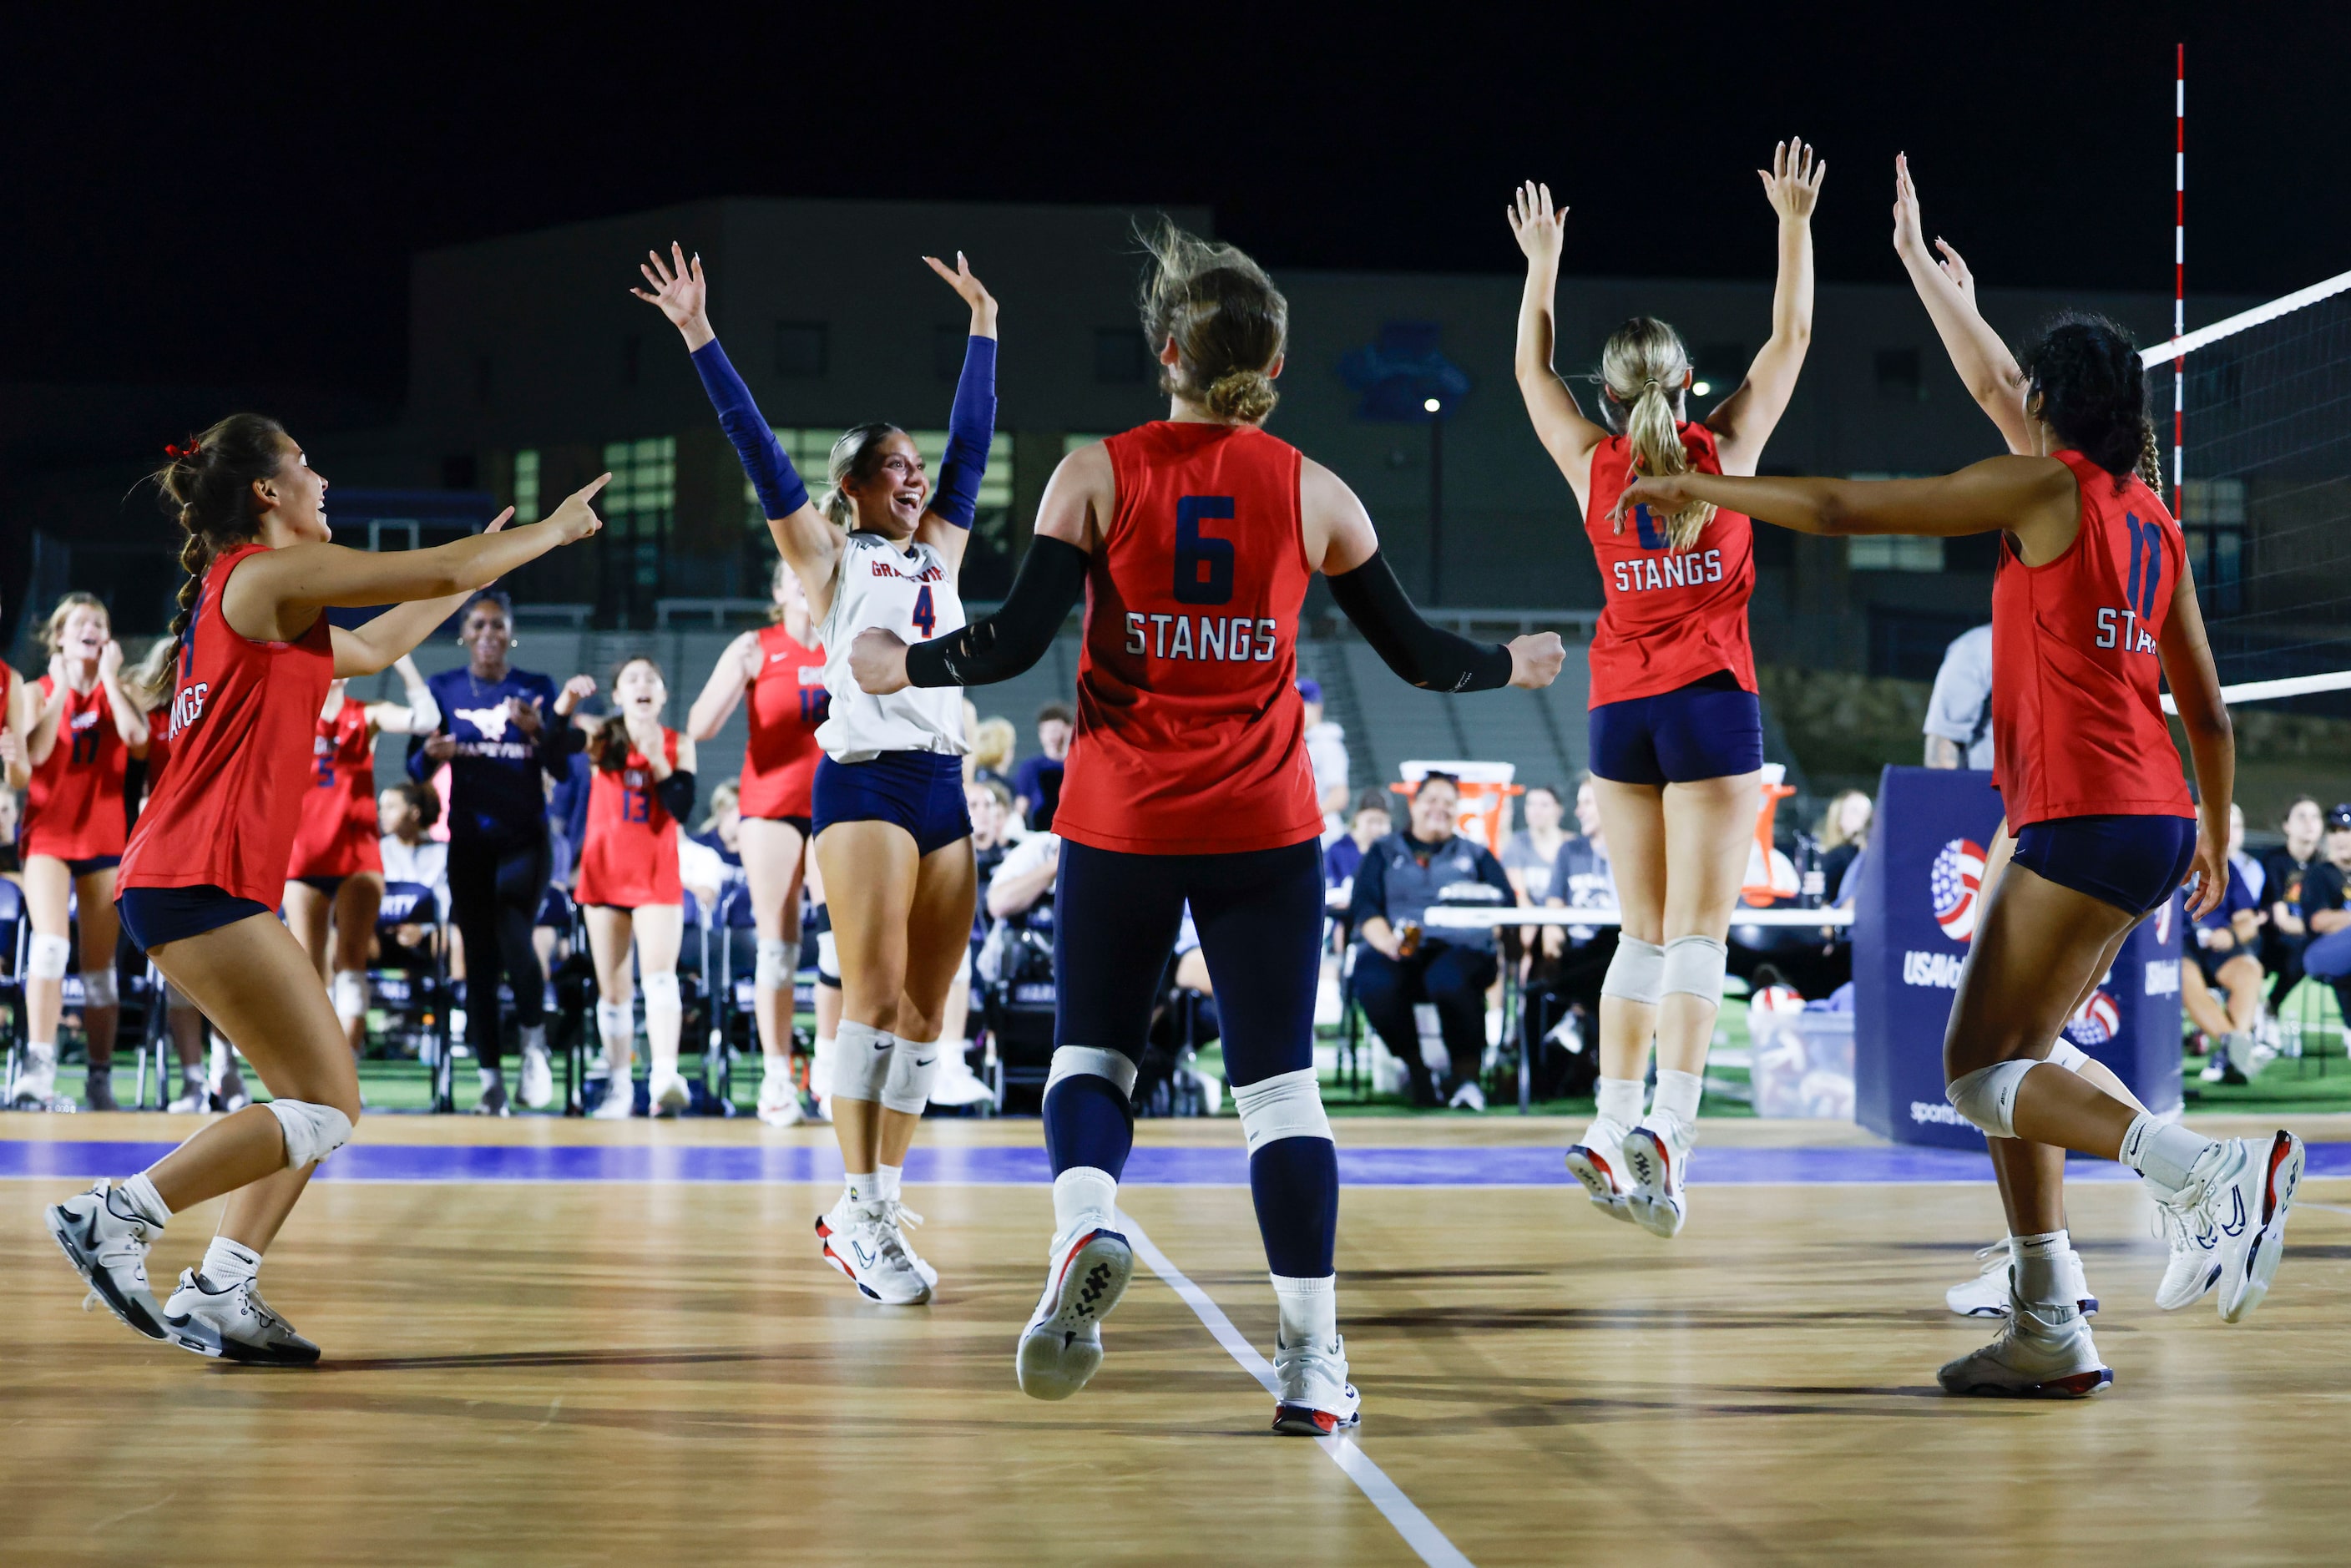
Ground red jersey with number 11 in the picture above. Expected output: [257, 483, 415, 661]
[1054, 421, 1322, 857]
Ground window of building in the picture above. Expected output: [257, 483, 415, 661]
[1848, 534, 1944, 572]
[1095, 329, 1149, 385]
[2180, 477, 2247, 615]
[604, 437, 676, 533]
[776, 321, 828, 378]
[513, 448, 540, 523]
[1064, 432, 1111, 457]
[1874, 346, 1923, 402]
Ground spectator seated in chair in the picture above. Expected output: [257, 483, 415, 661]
[2293, 805, 2351, 1055]
[1011, 702, 1073, 834]
[1348, 771, 1514, 1110]
[2187, 802, 2272, 1085]
[2260, 796, 2323, 997]
[1524, 774, 1618, 1097]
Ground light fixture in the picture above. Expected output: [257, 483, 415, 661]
[1423, 397, 1441, 413]
[1691, 380, 1712, 397]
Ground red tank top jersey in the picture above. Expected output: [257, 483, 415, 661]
[1583, 424, 1757, 706]
[287, 696, 384, 879]
[24, 675, 131, 861]
[573, 729, 684, 908]
[119, 544, 335, 903]
[1991, 451, 2195, 827]
[738, 621, 827, 818]
[1054, 422, 1323, 856]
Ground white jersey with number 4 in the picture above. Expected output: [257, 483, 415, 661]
[814, 531, 970, 763]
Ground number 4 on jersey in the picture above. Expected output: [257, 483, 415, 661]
[911, 584, 936, 638]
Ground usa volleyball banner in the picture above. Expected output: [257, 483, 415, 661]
[1853, 766, 2183, 1150]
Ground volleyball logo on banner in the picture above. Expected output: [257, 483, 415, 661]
[1928, 838, 1988, 943]
[2063, 989, 2122, 1047]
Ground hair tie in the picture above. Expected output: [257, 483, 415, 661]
[1643, 378, 1660, 390]
[164, 438, 202, 462]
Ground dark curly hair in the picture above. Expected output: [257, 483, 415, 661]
[150, 412, 291, 638]
[2020, 314, 2164, 498]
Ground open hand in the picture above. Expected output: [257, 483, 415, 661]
[1506, 181, 1567, 267]
[1507, 631, 1566, 690]
[631, 242, 712, 347]
[97, 640, 124, 682]
[923, 251, 997, 334]
[849, 627, 911, 695]
[544, 475, 609, 547]
[1762, 137, 1826, 222]
[554, 674, 597, 717]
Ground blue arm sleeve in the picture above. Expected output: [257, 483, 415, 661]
[691, 338, 811, 521]
[929, 335, 997, 529]
[1349, 845, 1388, 931]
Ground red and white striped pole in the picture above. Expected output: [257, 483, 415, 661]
[2174, 43, 2185, 495]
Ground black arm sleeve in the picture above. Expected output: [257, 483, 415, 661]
[1326, 549, 1514, 694]
[905, 536, 1090, 688]
[655, 770, 696, 827]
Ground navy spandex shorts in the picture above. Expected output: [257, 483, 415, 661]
[2011, 813, 2198, 918]
[1589, 670, 1764, 786]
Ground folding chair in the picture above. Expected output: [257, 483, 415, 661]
[373, 880, 453, 1112]
[704, 881, 761, 1107]
[0, 878, 26, 1100]
[978, 924, 1058, 1113]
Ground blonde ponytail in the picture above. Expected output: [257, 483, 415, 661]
[1205, 367, 1279, 423]
[1600, 317, 1713, 551]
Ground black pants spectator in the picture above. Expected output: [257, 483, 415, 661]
[1353, 939, 1497, 1105]
[1522, 928, 1617, 1099]
[449, 832, 552, 1070]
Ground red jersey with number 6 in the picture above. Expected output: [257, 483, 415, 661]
[1054, 422, 1323, 856]
[1583, 423, 1757, 706]
[1991, 450, 2195, 828]
[288, 695, 384, 879]
[739, 622, 827, 819]
[119, 544, 335, 903]
[25, 675, 133, 861]
[574, 728, 683, 908]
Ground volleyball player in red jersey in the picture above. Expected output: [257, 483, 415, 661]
[43, 412, 604, 1364]
[687, 559, 827, 1125]
[1508, 144, 1825, 1239]
[284, 655, 439, 1060]
[853, 222, 1563, 1431]
[16, 594, 149, 1110]
[1620, 313, 2304, 1396]
[575, 655, 698, 1119]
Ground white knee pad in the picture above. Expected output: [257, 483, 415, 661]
[1661, 934, 1729, 1004]
[815, 931, 840, 984]
[1946, 1060, 2036, 1140]
[1600, 937, 1663, 1005]
[265, 1098, 354, 1167]
[28, 933, 70, 981]
[2045, 1039, 2090, 1073]
[1231, 1066, 1332, 1156]
[79, 968, 119, 1009]
[755, 937, 791, 994]
[330, 969, 368, 1024]
[641, 971, 681, 1019]
[1045, 1045, 1139, 1099]
[832, 1020, 893, 1103]
[881, 1036, 943, 1115]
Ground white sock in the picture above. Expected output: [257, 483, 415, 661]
[114, 1173, 171, 1227]
[1052, 1166, 1119, 1235]
[1595, 1076, 1644, 1127]
[843, 1171, 880, 1208]
[877, 1163, 903, 1202]
[2012, 1229, 2070, 1306]
[209, 1035, 235, 1079]
[1651, 1068, 1704, 1126]
[202, 1236, 261, 1290]
[811, 1034, 837, 1100]
[596, 1000, 635, 1075]
[519, 1022, 548, 1057]
[28, 1037, 57, 1067]
[2119, 1114, 2214, 1194]
[1271, 1272, 1337, 1349]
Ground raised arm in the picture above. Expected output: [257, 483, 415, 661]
[314, 493, 601, 676]
[95, 640, 151, 755]
[686, 632, 761, 739]
[2157, 568, 2234, 920]
[1708, 138, 1827, 474]
[362, 653, 442, 735]
[633, 244, 843, 610]
[914, 252, 999, 574]
[1892, 154, 2030, 453]
[1615, 454, 2079, 554]
[1507, 181, 1610, 504]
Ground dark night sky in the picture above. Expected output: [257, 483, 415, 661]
[8, 3, 2348, 399]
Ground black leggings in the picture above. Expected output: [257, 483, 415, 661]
[449, 833, 552, 1067]
[1353, 940, 1498, 1105]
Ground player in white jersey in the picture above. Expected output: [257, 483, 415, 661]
[638, 241, 993, 1303]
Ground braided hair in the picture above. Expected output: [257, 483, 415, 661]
[150, 413, 291, 639]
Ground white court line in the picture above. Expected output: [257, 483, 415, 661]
[1118, 1211, 1474, 1568]
[2297, 1200, 2351, 1216]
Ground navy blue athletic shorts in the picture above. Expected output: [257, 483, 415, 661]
[2011, 813, 2197, 918]
[1589, 670, 1763, 786]
[811, 751, 970, 857]
[118, 885, 274, 953]
[65, 855, 122, 878]
[1053, 837, 1322, 1090]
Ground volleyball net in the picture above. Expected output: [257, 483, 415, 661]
[2146, 268, 2351, 714]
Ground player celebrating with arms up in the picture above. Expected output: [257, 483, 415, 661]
[639, 240, 995, 1304]
[1617, 314, 2303, 1396]
[44, 413, 603, 1363]
[1507, 142, 1823, 1238]
[852, 221, 1563, 1433]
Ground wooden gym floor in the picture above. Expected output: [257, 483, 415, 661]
[3, 1111, 2345, 1567]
